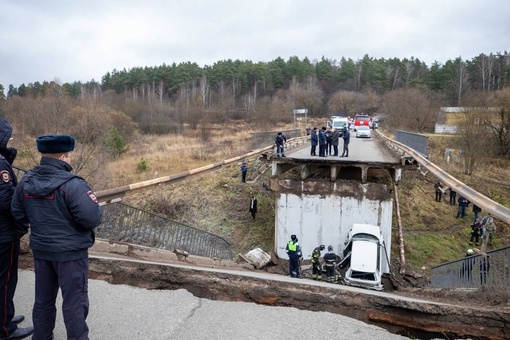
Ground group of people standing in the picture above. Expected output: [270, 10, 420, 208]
[286, 236, 342, 283]
[310, 126, 350, 158]
[460, 248, 491, 285]
[434, 181, 497, 247]
[0, 117, 102, 340]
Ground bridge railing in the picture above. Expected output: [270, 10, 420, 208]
[430, 246, 510, 289]
[97, 202, 233, 260]
[375, 129, 510, 224]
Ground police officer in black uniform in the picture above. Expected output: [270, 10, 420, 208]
[11, 134, 102, 340]
[0, 117, 33, 340]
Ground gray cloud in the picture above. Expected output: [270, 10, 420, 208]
[1, 0, 509, 88]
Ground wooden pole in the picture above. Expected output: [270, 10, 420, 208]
[393, 182, 406, 273]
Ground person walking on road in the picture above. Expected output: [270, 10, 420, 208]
[0, 117, 34, 340]
[286, 235, 302, 278]
[311, 244, 325, 280]
[310, 127, 318, 156]
[340, 126, 350, 157]
[11, 134, 103, 340]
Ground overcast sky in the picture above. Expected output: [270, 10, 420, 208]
[1, 0, 509, 89]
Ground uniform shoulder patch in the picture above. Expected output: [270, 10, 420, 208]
[0, 170, 11, 183]
[87, 190, 98, 203]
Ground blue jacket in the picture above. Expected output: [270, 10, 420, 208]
[0, 117, 28, 243]
[11, 157, 102, 261]
[241, 165, 248, 173]
[310, 130, 318, 146]
[275, 134, 287, 146]
[318, 130, 326, 145]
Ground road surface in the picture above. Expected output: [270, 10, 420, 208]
[13, 269, 411, 340]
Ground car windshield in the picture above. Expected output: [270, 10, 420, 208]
[358, 126, 370, 131]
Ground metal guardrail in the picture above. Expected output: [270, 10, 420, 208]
[376, 129, 510, 224]
[431, 246, 510, 289]
[97, 202, 233, 260]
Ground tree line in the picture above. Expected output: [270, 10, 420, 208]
[1, 51, 509, 179]
[3, 52, 510, 108]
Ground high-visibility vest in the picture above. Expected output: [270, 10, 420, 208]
[287, 241, 298, 251]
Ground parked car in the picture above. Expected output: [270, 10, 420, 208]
[355, 125, 371, 138]
[339, 223, 384, 291]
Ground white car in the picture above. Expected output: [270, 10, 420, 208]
[355, 125, 371, 138]
[340, 224, 384, 291]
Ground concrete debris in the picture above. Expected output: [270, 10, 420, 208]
[242, 248, 272, 269]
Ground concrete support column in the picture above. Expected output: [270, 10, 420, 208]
[361, 165, 368, 183]
[330, 165, 339, 182]
[394, 168, 402, 182]
[301, 165, 311, 180]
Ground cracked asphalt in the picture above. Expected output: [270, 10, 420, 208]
[14, 270, 411, 340]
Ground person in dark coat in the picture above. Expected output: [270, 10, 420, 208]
[318, 127, 327, 157]
[11, 134, 103, 340]
[340, 126, 350, 157]
[311, 244, 325, 280]
[249, 197, 257, 219]
[449, 188, 457, 205]
[240, 162, 248, 183]
[331, 128, 340, 157]
[456, 196, 468, 218]
[310, 127, 318, 156]
[323, 245, 339, 283]
[460, 249, 475, 284]
[472, 204, 482, 221]
[470, 218, 481, 245]
[0, 117, 34, 340]
[274, 132, 287, 158]
[286, 235, 302, 278]
[434, 181, 443, 202]
[479, 255, 490, 285]
[325, 128, 333, 156]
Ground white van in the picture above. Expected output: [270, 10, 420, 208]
[327, 116, 348, 130]
[340, 223, 384, 291]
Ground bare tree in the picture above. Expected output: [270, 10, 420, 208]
[486, 88, 510, 156]
[454, 108, 490, 175]
[379, 87, 441, 133]
[328, 91, 362, 116]
[451, 57, 470, 106]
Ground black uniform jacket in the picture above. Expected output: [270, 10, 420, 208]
[11, 157, 102, 261]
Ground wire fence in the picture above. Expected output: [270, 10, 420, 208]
[430, 246, 510, 289]
[97, 202, 233, 260]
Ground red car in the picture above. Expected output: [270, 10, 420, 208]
[354, 114, 370, 131]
